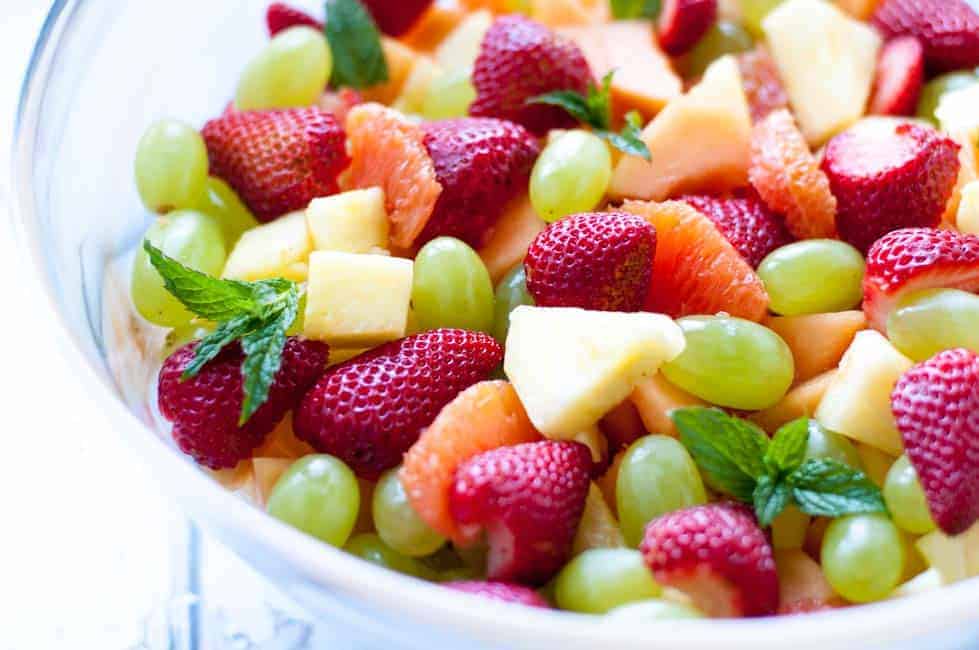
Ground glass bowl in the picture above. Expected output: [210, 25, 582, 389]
[10, 1, 979, 647]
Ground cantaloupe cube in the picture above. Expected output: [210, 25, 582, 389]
[252, 457, 294, 507]
[629, 373, 705, 438]
[306, 188, 389, 254]
[222, 211, 311, 282]
[775, 549, 837, 611]
[401, 4, 466, 52]
[435, 10, 493, 71]
[832, 0, 879, 19]
[572, 483, 626, 555]
[750, 370, 836, 433]
[855, 443, 895, 488]
[362, 38, 424, 105]
[764, 311, 867, 384]
[532, 0, 610, 26]
[303, 251, 413, 347]
[477, 192, 545, 283]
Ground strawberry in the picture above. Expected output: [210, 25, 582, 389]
[869, 37, 925, 117]
[449, 441, 592, 585]
[657, 0, 718, 57]
[524, 212, 656, 312]
[418, 118, 540, 248]
[821, 121, 960, 253]
[681, 191, 792, 268]
[444, 581, 551, 608]
[202, 108, 349, 222]
[158, 338, 329, 470]
[863, 228, 979, 332]
[294, 330, 502, 479]
[640, 502, 779, 618]
[892, 348, 979, 535]
[872, 0, 979, 73]
[737, 47, 790, 124]
[470, 15, 594, 135]
[361, 0, 434, 36]
[266, 2, 322, 37]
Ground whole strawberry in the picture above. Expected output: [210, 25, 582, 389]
[444, 581, 551, 608]
[470, 15, 593, 135]
[682, 192, 792, 268]
[892, 348, 979, 535]
[640, 502, 778, 617]
[524, 212, 656, 312]
[658, 0, 718, 57]
[361, 0, 434, 36]
[266, 2, 322, 37]
[159, 338, 329, 469]
[872, 0, 979, 73]
[202, 108, 349, 222]
[449, 441, 592, 585]
[294, 330, 502, 479]
[419, 118, 540, 248]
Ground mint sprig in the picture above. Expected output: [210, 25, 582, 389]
[143, 241, 302, 425]
[672, 408, 887, 527]
[528, 71, 652, 161]
[324, 0, 389, 89]
[610, 0, 661, 19]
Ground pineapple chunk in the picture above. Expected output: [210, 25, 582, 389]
[917, 523, 979, 584]
[435, 10, 493, 71]
[392, 57, 443, 115]
[222, 211, 311, 282]
[572, 483, 626, 556]
[504, 306, 685, 437]
[815, 330, 913, 457]
[303, 251, 412, 347]
[306, 188, 389, 254]
[957, 181, 979, 235]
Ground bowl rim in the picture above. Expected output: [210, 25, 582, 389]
[10, 2, 979, 647]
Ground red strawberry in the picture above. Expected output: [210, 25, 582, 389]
[470, 15, 594, 135]
[821, 121, 960, 253]
[158, 338, 329, 470]
[450, 441, 591, 585]
[681, 191, 792, 268]
[361, 0, 434, 37]
[869, 37, 925, 117]
[266, 2, 322, 37]
[418, 118, 540, 248]
[863, 228, 979, 331]
[892, 348, 979, 535]
[524, 212, 656, 312]
[444, 581, 551, 608]
[640, 502, 778, 618]
[202, 108, 350, 222]
[737, 47, 790, 123]
[657, 0, 718, 57]
[872, 0, 979, 73]
[294, 330, 502, 479]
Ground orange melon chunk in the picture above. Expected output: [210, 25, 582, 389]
[478, 192, 546, 284]
[764, 311, 867, 384]
[750, 371, 837, 433]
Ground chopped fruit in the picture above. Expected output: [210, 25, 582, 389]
[530, 130, 612, 223]
[736, 46, 790, 123]
[391, 57, 443, 115]
[935, 83, 979, 139]
[269, 455, 361, 547]
[503, 306, 686, 438]
[821, 514, 906, 603]
[470, 15, 593, 135]
[444, 581, 551, 608]
[764, 311, 867, 383]
[641, 503, 778, 617]
[435, 9, 494, 71]
[317, 88, 363, 124]
[872, 0, 979, 73]
[572, 483, 626, 555]
[401, 4, 466, 52]
[344, 104, 442, 250]
[855, 443, 896, 489]
[657, 0, 718, 57]
[883, 454, 936, 535]
[477, 193, 546, 284]
[222, 210, 311, 282]
[362, 39, 426, 105]
[822, 120, 960, 253]
[621, 200, 770, 321]
[158, 338, 328, 469]
[412, 236, 495, 333]
[599, 399, 647, 452]
[763, 0, 881, 145]
[892, 349, 979, 535]
[916, 522, 979, 583]
[201, 108, 349, 222]
[759, 240, 865, 316]
[235, 27, 332, 111]
[775, 549, 838, 614]
[361, 0, 434, 36]
[597, 449, 627, 514]
[609, 56, 752, 201]
[266, 3, 322, 37]
[958, 181, 979, 235]
[946, 129, 979, 227]
[681, 192, 791, 268]
[401, 381, 542, 543]
[678, 19, 753, 80]
[886, 289, 979, 362]
[556, 549, 661, 614]
[772, 506, 811, 551]
[294, 330, 502, 480]
[832, 0, 877, 20]
[869, 37, 925, 117]
[532, 0, 611, 27]
[252, 414, 315, 459]
[306, 188, 389, 254]
[303, 251, 413, 347]
[815, 330, 913, 457]
[630, 373, 706, 438]
[251, 457, 293, 507]
[750, 371, 836, 433]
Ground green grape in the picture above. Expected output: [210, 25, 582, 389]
[492, 265, 534, 344]
[884, 455, 936, 535]
[344, 533, 437, 579]
[193, 176, 258, 246]
[373, 467, 446, 557]
[616, 435, 707, 547]
[421, 67, 476, 119]
[680, 20, 753, 79]
[917, 71, 978, 126]
[758, 240, 865, 316]
[741, 0, 784, 37]
[821, 514, 905, 603]
[554, 549, 661, 613]
[804, 420, 862, 469]
[605, 599, 703, 621]
[131, 211, 227, 328]
[530, 130, 612, 223]
[887, 289, 979, 362]
[162, 324, 214, 359]
[267, 455, 360, 547]
[235, 26, 332, 111]
[661, 315, 794, 410]
[134, 120, 209, 214]
[412, 237, 495, 333]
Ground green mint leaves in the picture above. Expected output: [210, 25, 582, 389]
[325, 0, 389, 89]
[672, 408, 886, 527]
[528, 71, 653, 161]
[143, 241, 302, 425]
[610, 0, 662, 19]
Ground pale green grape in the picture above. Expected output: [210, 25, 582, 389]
[344, 533, 437, 579]
[917, 71, 978, 125]
[680, 20, 753, 78]
[267, 455, 360, 547]
[530, 130, 612, 223]
[554, 549, 661, 613]
[884, 455, 936, 535]
[421, 67, 476, 119]
[134, 120, 209, 214]
[804, 420, 862, 469]
[616, 435, 707, 547]
[373, 467, 446, 557]
[193, 176, 258, 245]
[661, 316, 794, 410]
[492, 265, 534, 344]
[741, 0, 784, 36]
[412, 237, 495, 333]
[887, 289, 979, 362]
[235, 26, 332, 110]
[605, 599, 703, 621]
[821, 514, 905, 603]
[131, 211, 227, 328]
[758, 240, 865, 316]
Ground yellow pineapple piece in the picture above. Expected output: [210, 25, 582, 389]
[222, 211, 311, 282]
[306, 188, 389, 254]
[392, 57, 444, 115]
[572, 483, 626, 555]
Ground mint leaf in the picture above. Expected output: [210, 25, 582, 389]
[527, 91, 595, 126]
[239, 289, 298, 424]
[788, 458, 887, 518]
[610, 0, 661, 19]
[765, 417, 810, 476]
[753, 474, 791, 527]
[601, 111, 651, 161]
[182, 314, 258, 380]
[325, 0, 389, 89]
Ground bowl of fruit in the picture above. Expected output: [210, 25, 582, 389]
[12, 0, 979, 647]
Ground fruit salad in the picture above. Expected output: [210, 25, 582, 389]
[128, 0, 979, 621]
